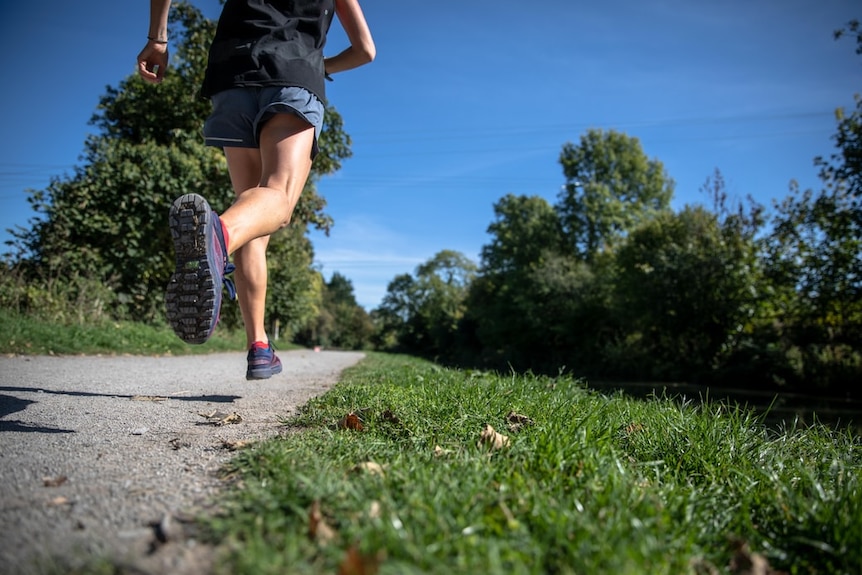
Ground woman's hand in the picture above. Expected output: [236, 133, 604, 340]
[137, 39, 169, 84]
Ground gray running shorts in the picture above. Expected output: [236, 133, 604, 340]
[203, 86, 325, 159]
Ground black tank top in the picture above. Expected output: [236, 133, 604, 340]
[201, 0, 335, 103]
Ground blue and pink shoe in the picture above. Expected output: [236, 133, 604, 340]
[246, 341, 283, 380]
[166, 194, 236, 344]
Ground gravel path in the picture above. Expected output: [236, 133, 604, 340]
[0, 350, 364, 575]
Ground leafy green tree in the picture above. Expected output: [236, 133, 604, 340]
[756, 21, 862, 392]
[298, 272, 372, 349]
[374, 251, 476, 359]
[466, 194, 566, 369]
[557, 129, 674, 261]
[7, 1, 351, 323]
[615, 201, 762, 381]
[373, 273, 419, 350]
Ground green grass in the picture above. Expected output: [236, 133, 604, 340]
[203, 353, 862, 575]
[0, 308, 249, 355]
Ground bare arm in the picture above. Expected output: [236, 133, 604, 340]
[325, 0, 376, 76]
[137, 0, 172, 84]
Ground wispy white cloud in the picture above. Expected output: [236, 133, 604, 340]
[310, 215, 437, 310]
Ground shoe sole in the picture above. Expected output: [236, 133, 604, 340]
[165, 194, 219, 345]
[247, 361, 283, 380]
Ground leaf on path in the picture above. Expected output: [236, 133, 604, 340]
[169, 437, 190, 450]
[506, 411, 534, 432]
[350, 461, 385, 476]
[47, 496, 70, 506]
[477, 424, 510, 450]
[131, 395, 168, 402]
[337, 412, 364, 431]
[150, 513, 184, 545]
[338, 545, 385, 575]
[199, 410, 243, 426]
[221, 439, 250, 451]
[42, 475, 68, 488]
[308, 500, 338, 545]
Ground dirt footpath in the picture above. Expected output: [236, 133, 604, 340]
[0, 350, 364, 575]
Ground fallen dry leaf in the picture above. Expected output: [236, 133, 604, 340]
[380, 409, 401, 425]
[169, 437, 190, 450]
[433, 445, 453, 458]
[506, 411, 535, 432]
[351, 461, 385, 476]
[42, 475, 68, 488]
[729, 540, 786, 575]
[199, 410, 243, 426]
[47, 496, 70, 506]
[477, 424, 510, 450]
[308, 500, 338, 545]
[338, 545, 385, 575]
[368, 500, 382, 519]
[337, 412, 364, 431]
[221, 439, 250, 451]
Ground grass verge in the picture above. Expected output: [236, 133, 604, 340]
[0, 308, 248, 355]
[204, 353, 862, 575]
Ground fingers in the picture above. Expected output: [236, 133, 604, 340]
[136, 45, 169, 84]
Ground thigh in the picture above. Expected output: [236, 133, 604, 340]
[258, 113, 316, 191]
[224, 147, 263, 195]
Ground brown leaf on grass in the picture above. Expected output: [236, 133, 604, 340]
[337, 412, 364, 431]
[433, 445, 453, 458]
[729, 540, 787, 575]
[477, 424, 510, 450]
[380, 409, 401, 425]
[623, 422, 645, 435]
[506, 411, 535, 432]
[308, 500, 338, 545]
[350, 461, 385, 476]
[368, 500, 382, 519]
[199, 410, 243, 426]
[338, 545, 385, 575]
[42, 475, 68, 488]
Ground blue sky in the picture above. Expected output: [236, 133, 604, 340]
[0, 1, 858, 309]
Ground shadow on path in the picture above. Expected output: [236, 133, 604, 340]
[0, 386, 240, 404]
[0, 387, 242, 434]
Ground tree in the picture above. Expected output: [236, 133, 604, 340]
[557, 129, 674, 262]
[298, 272, 373, 349]
[373, 273, 419, 350]
[6, 1, 352, 322]
[615, 202, 761, 380]
[467, 194, 567, 369]
[374, 251, 477, 359]
[756, 20, 862, 392]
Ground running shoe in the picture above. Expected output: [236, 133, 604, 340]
[246, 341, 283, 380]
[165, 193, 236, 344]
